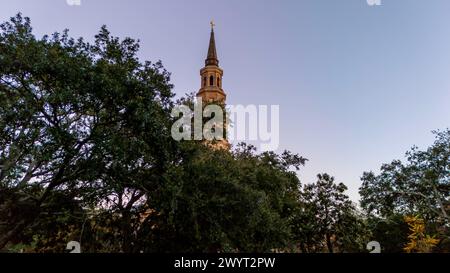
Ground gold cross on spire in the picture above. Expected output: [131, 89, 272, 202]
[210, 20, 215, 30]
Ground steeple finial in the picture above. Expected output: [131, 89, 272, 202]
[205, 21, 219, 66]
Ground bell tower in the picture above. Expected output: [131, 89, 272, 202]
[197, 21, 226, 103]
[197, 22, 230, 150]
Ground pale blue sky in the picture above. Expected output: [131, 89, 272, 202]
[1, 0, 449, 201]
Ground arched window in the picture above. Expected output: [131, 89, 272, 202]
[203, 77, 206, 87]
[210, 75, 214, 86]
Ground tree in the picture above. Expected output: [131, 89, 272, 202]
[293, 174, 369, 253]
[365, 214, 409, 253]
[147, 143, 307, 252]
[359, 129, 450, 251]
[403, 215, 439, 253]
[0, 14, 311, 252]
[0, 13, 176, 250]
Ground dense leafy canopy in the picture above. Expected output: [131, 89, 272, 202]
[360, 129, 450, 252]
[292, 174, 369, 253]
[1, 14, 448, 253]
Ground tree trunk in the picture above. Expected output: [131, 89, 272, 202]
[0, 218, 32, 250]
[326, 234, 333, 253]
[300, 242, 307, 253]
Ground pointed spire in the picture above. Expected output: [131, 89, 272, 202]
[205, 21, 219, 66]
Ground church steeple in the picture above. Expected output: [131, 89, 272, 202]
[196, 21, 230, 150]
[205, 21, 219, 66]
[197, 21, 226, 103]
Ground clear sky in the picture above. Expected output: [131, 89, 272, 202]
[1, 0, 449, 201]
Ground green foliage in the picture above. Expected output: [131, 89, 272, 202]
[0, 14, 311, 253]
[366, 214, 409, 253]
[360, 129, 450, 252]
[6, 13, 447, 254]
[148, 143, 306, 252]
[0, 13, 176, 251]
[292, 174, 369, 253]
